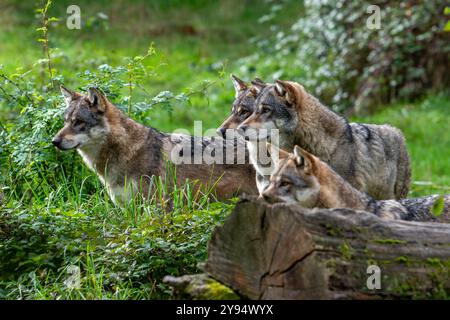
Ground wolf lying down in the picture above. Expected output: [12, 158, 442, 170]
[262, 144, 449, 222]
[52, 86, 257, 204]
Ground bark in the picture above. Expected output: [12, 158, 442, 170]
[205, 197, 450, 299]
[163, 273, 239, 300]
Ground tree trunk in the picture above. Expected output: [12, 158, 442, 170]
[205, 197, 450, 299]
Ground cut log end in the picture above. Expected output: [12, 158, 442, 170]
[204, 197, 450, 299]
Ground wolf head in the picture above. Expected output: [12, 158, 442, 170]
[52, 86, 110, 150]
[262, 145, 320, 207]
[237, 80, 305, 141]
[216, 75, 266, 139]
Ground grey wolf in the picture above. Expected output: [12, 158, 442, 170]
[217, 75, 271, 194]
[237, 80, 411, 200]
[216, 75, 265, 138]
[262, 145, 449, 222]
[52, 86, 257, 205]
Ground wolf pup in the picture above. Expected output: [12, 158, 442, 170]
[263, 145, 449, 222]
[52, 86, 257, 205]
[238, 80, 411, 200]
[217, 75, 271, 194]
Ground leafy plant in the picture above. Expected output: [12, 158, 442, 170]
[245, 0, 450, 113]
[0, 0, 230, 299]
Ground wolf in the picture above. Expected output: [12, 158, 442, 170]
[237, 80, 411, 200]
[262, 145, 449, 222]
[216, 75, 265, 138]
[217, 75, 271, 194]
[52, 86, 257, 205]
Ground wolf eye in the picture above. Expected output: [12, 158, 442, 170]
[261, 106, 271, 114]
[239, 109, 249, 116]
[73, 119, 85, 130]
[279, 181, 291, 188]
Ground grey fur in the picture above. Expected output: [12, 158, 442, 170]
[240, 82, 411, 200]
[218, 76, 270, 195]
[263, 148, 448, 222]
[53, 86, 257, 205]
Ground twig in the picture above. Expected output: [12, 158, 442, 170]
[0, 73, 35, 106]
[39, 0, 55, 89]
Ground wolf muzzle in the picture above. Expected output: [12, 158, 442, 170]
[52, 136, 63, 149]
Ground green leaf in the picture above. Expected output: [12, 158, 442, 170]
[444, 7, 450, 15]
[430, 195, 445, 217]
[444, 21, 450, 32]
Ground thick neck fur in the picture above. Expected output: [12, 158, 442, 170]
[294, 94, 349, 161]
[246, 140, 274, 177]
[313, 160, 370, 210]
[78, 102, 149, 185]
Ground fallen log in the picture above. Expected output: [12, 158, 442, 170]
[205, 197, 450, 299]
[163, 273, 239, 300]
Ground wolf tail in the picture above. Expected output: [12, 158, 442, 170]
[393, 132, 411, 199]
[399, 194, 450, 222]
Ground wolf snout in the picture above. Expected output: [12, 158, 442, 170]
[52, 136, 62, 149]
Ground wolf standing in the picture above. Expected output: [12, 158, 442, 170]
[52, 86, 257, 204]
[238, 80, 411, 200]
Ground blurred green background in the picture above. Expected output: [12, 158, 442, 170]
[0, 0, 303, 131]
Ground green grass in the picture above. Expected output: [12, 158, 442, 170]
[0, 0, 289, 300]
[0, 0, 449, 300]
[0, 0, 302, 132]
[351, 93, 450, 197]
[0, 162, 235, 299]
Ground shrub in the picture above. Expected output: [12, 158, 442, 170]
[0, 1, 227, 299]
[243, 0, 450, 113]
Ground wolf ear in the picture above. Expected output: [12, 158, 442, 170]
[253, 77, 265, 84]
[251, 78, 266, 94]
[275, 80, 304, 106]
[60, 85, 76, 105]
[88, 87, 106, 113]
[293, 145, 314, 174]
[231, 74, 248, 98]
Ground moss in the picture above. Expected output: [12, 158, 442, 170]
[339, 242, 353, 260]
[384, 258, 450, 299]
[186, 277, 240, 300]
[324, 224, 342, 237]
[202, 281, 240, 300]
[388, 277, 418, 298]
[395, 256, 409, 264]
[373, 239, 407, 245]
[425, 258, 450, 268]
[389, 275, 450, 299]
[325, 258, 337, 270]
[367, 258, 378, 266]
